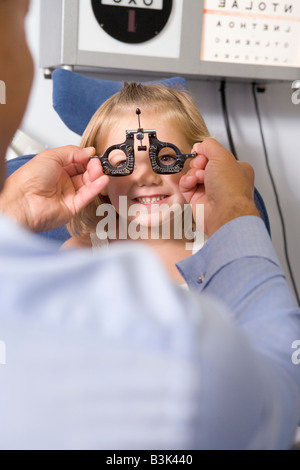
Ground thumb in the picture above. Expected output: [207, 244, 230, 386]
[74, 174, 109, 213]
[195, 138, 236, 164]
[38, 146, 96, 167]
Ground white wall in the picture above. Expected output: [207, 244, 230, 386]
[22, 1, 300, 301]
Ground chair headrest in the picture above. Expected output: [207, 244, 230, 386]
[52, 69, 188, 136]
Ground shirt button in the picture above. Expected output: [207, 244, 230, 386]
[197, 273, 205, 284]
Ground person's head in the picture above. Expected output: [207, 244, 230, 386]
[0, 0, 33, 190]
[68, 82, 210, 242]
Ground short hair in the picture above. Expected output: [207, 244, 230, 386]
[81, 82, 209, 153]
[68, 82, 210, 242]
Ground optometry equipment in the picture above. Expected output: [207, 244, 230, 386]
[91, 108, 197, 177]
[41, 1, 300, 82]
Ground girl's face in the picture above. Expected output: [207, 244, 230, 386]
[98, 109, 192, 228]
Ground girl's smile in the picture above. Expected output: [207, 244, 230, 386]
[133, 195, 169, 206]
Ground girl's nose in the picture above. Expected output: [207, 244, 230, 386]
[132, 148, 162, 186]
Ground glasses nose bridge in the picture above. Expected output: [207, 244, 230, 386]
[134, 153, 156, 177]
[133, 149, 162, 184]
[133, 133, 153, 171]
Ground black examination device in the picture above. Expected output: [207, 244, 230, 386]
[92, 109, 197, 177]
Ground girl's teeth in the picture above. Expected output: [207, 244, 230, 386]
[136, 196, 165, 204]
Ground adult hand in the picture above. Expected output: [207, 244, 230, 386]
[180, 138, 260, 237]
[0, 146, 109, 232]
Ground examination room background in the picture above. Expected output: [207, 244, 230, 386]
[17, 0, 300, 301]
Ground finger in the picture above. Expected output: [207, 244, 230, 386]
[183, 166, 201, 179]
[74, 175, 110, 212]
[40, 146, 96, 168]
[73, 147, 97, 165]
[195, 169, 205, 184]
[191, 142, 203, 155]
[64, 163, 87, 177]
[196, 138, 235, 163]
[65, 159, 103, 184]
[71, 166, 104, 191]
[180, 166, 205, 189]
[190, 154, 208, 169]
[86, 157, 104, 181]
[179, 174, 198, 193]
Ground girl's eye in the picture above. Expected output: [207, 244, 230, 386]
[116, 160, 127, 168]
[158, 148, 177, 166]
[108, 150, 127, 168]
[160, 155, 175, 162]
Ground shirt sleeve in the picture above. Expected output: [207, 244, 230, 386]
[177, 215, 300, 446]
[0, 215, 299, 449]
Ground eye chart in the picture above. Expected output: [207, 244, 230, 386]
[200, 0, 300, 67]
[40, 0, 300, 81]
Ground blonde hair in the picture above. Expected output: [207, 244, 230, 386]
[68, 82, 210, 243]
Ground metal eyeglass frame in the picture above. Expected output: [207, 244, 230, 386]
[90, 109, 197, 177]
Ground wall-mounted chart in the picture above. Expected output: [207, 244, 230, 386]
[40, 0, 300, 82]
[200, 0, 300, 67]
[78, 0, 182, 59]
[91, 0, 173, 44]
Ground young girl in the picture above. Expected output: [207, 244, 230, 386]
[63, 82, 210, 284]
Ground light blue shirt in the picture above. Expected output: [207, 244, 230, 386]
[0, 214, 299, 450]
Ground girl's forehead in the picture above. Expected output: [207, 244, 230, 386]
[113, 107, 158, 125]
[108, 108, 178, 134]
[96, 106, 190, 153]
